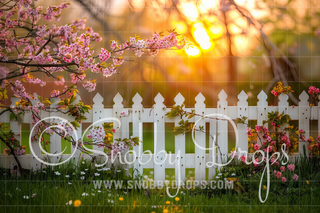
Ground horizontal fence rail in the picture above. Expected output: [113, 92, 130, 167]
[0, 90, 317, 183]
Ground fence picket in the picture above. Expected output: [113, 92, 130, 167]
[217, 90, 228, 164]
[237, 91, 248, 155]
[154, 93, 166, 185]
[174, 93, 186, 185]
[132, 93, 143, 178]
[299, 91, 310, 156]
[194, 93, 206, 181]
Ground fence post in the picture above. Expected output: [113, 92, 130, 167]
[194, 92, 206, 182]
[10, 96, 22, 175]
[237, 91, 248, 155]
[50, 97, 61, 164]
[299, 91, 310, 157]
[154, 93, 166, 185]
[217, 90, 228, 165]
[92, 93, 105, 158]
[112, 93, 124, 169]
[70, 94, 82, 162]
[257, 90, 268, 126]
[174, 93, 186, 185]
[132, 93, 143, 178]
[30, 93, 41, 171]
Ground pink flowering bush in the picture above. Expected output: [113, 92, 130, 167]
[0, 0, 185, 171]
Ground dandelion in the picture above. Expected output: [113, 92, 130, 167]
[166, 201, 170, 205]
[163, 209, 169, 213]
[306, 180, 309, 184]
[74, 200, 81, 207]
[263, 185, 267, 190]
[175, 197, 180, 201]
[119, 197, 123, 201]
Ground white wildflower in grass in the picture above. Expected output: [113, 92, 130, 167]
[84, 169, 88, 171]
[123, 191, 127, 194]
[91, 193, 95, 196]
[82, 161, 85, 164]
[98, 190, 101, 193]
[149, 171, 154, 174]
[73, 173, 76, 175]
[23, 196, 29, 199]
[143, 175, 148, 179]
[31, 193, 36, 198]
[80, 176, 85, 180]
[231, 173, 236, 176]
[42, 171, 46, 173]
[55, 171, 61, 175]
[108, 194, 111, 197]
[94, 173, 100, 176]
[80, 171, 85, 175]
[66, 200, 72, 205]
[65, 175, 70, 178]
[82, 192, 89, 196]
[117, 170, 122, 172]
[216, 176, 220, 179]
[68, 182, 72, 185]
[111, 200, 114, 203]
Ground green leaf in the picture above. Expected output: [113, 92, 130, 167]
[10, 113, 18, 121]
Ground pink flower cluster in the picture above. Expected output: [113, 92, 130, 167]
[308, 86, 319, 95]
[287, 163, 295, 171]
[111, 140, 135, 156]
[87, 126, 105, 142]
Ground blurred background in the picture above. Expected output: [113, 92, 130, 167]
[35, 0, 320, 107]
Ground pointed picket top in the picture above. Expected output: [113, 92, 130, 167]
[154, 93, 165, 107]
[174, 93, 185, 106]
[217, 89, 227, 108]
[113, 92, 123, 107]
[30, 92, 39, 105]
[278, 93, 289, 106]
[218, 89, 227, 101]
[257, 90, 268, 107]
[299, 90, 309, 106]
[237, 90, 248, 106]
[132, 93, 143, 107]
[93, 93, 103, 106]
[74, 93, 81, 103]
[50, 97, 61, 107]
[195, 92, 205, 104]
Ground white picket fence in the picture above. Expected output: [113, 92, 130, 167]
[0, 90, 316, 183]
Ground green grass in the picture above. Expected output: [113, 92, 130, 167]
[1, 156, 320, 213]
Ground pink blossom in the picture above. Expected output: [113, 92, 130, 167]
[281, 177, 287, 182]
[287, 164, 295, 171]
[292, 174, 299, 181]
[280, 166, 285, 172]
[254, 144, 260, 151]
[276, 171, 282, 179]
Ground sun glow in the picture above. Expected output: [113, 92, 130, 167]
[185, 45, 201, 57]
